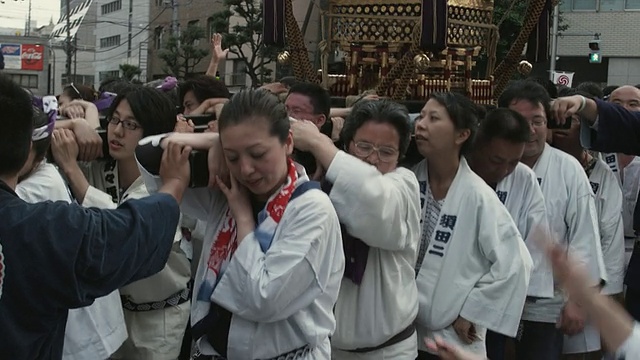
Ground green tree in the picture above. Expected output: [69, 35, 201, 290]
[119, 64, 142, 82]
[210, 0, 279, 87]
[158, 24, 209, 79]
[475, 0, 569, 78]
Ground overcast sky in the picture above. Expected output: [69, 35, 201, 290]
[2, 0, 60, 30]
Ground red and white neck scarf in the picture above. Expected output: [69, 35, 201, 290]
[196, 158, 300, 302]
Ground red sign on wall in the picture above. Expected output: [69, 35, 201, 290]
[21, 44, 43, 71]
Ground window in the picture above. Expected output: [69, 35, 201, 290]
[231, 59, 247, 86]
[188, 20, 201, 45]
[62, 74, 95, 86]
[9, 74, 38, 89]
[600, 0, 624, 11]
[100, 35, 121, 48]
[155, 0, 164, 5]
[626, 0, 640, 9]
[572, 0, 597, 10]
[99, 70, 120, 82]
[154, 26, 164, 49]
[207, 17, 215, 39]
[101, 0, 122, 15]
[560, 0, 598, 10]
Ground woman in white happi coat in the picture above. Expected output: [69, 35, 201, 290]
[50, 86, 190, 360]
[290, 99, 421, 359]
[412, 92, 532, 358]
[16, 105, 127, 360]
[137, 89, 344, 360]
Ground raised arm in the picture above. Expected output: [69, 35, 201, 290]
[553, 95, 640, 155]
[325, 151, 421, 250]
[136, 132, 225, 221]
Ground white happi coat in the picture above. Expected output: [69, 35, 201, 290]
[326, 151, 420, 357]
[563, 158, 626, 354]
[79, 161, 191, 360]
[413, 158, 532, 355]
[495, 162, 553, 299]
[589, 159, 625, 295]
[600, 152, 622, 188]
[15, 161, 127, 360]
[140, 162, 344, 360]
[522, 144, 604, 324]
[622, 158, 640, 236]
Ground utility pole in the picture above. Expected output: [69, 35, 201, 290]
[65, 0, 72, 82]
[26, 0, 32, 36]
[171, 0, 179, 36]
[549, 3, 560, 81]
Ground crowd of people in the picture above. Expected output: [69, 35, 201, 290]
[2, 40, 640, 360]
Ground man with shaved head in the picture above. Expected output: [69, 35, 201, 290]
[610, 86, 640, 112]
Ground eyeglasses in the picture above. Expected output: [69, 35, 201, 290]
[352, 141, 398, 162]
[529, 119, 546, 127]
[108, 117, 141, 131]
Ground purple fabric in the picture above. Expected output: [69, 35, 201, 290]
[93, 92, 117, 112]
[321, 181, 369, 285]
[157, 76, 178, 92]
[31, 96, 58, 129]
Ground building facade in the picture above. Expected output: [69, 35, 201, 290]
[94, 0, 151, 84]
[556, 0, 640, 85]
[0, 35, 50, 96]
[52, 0, 98, 94]
[147, 0, 226, 81]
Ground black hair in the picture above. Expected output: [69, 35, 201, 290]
[526, 77, 558, 99]
[144, 79, 180, 109]
[0, 75, 34, 176]
[106, 85, 177, 137]
[429, 92, 479, 156]
[575, 82, 603, 99]
[340, 99, 412, 159]
[179, 75, 231, 105]
[98, 78, 131, 95]
[287, 82, 331, 122]
[602, 85, 619, 99]
[557, 87, 595, 100]
[475, 108, 530, 147]
[498, 80, 552, 121]
[279, 76, 300, 88]
[61, 83, 97, 102]
[218, 89, 289, 143]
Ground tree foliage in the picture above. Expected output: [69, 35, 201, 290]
[475, 0, 569, 78]
[210, 0, 279, 86]
[158, 24, 209, 79]
[119, 64, 142, 82]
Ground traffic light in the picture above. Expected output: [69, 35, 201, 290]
[589, 39, 601, 63]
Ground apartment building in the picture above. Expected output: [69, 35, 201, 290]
[94, 0, 151, 83]
[146, 0, 226, 81]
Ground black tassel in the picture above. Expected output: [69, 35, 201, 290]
[526, 0, 552, 63]
[420, 0, 448, 53]
[263, 0, 285, 47]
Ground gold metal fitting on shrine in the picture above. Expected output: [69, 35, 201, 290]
[414, 53, 431, 72]
[517, 60, 533, 75]
[277, 51, 291, 65]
